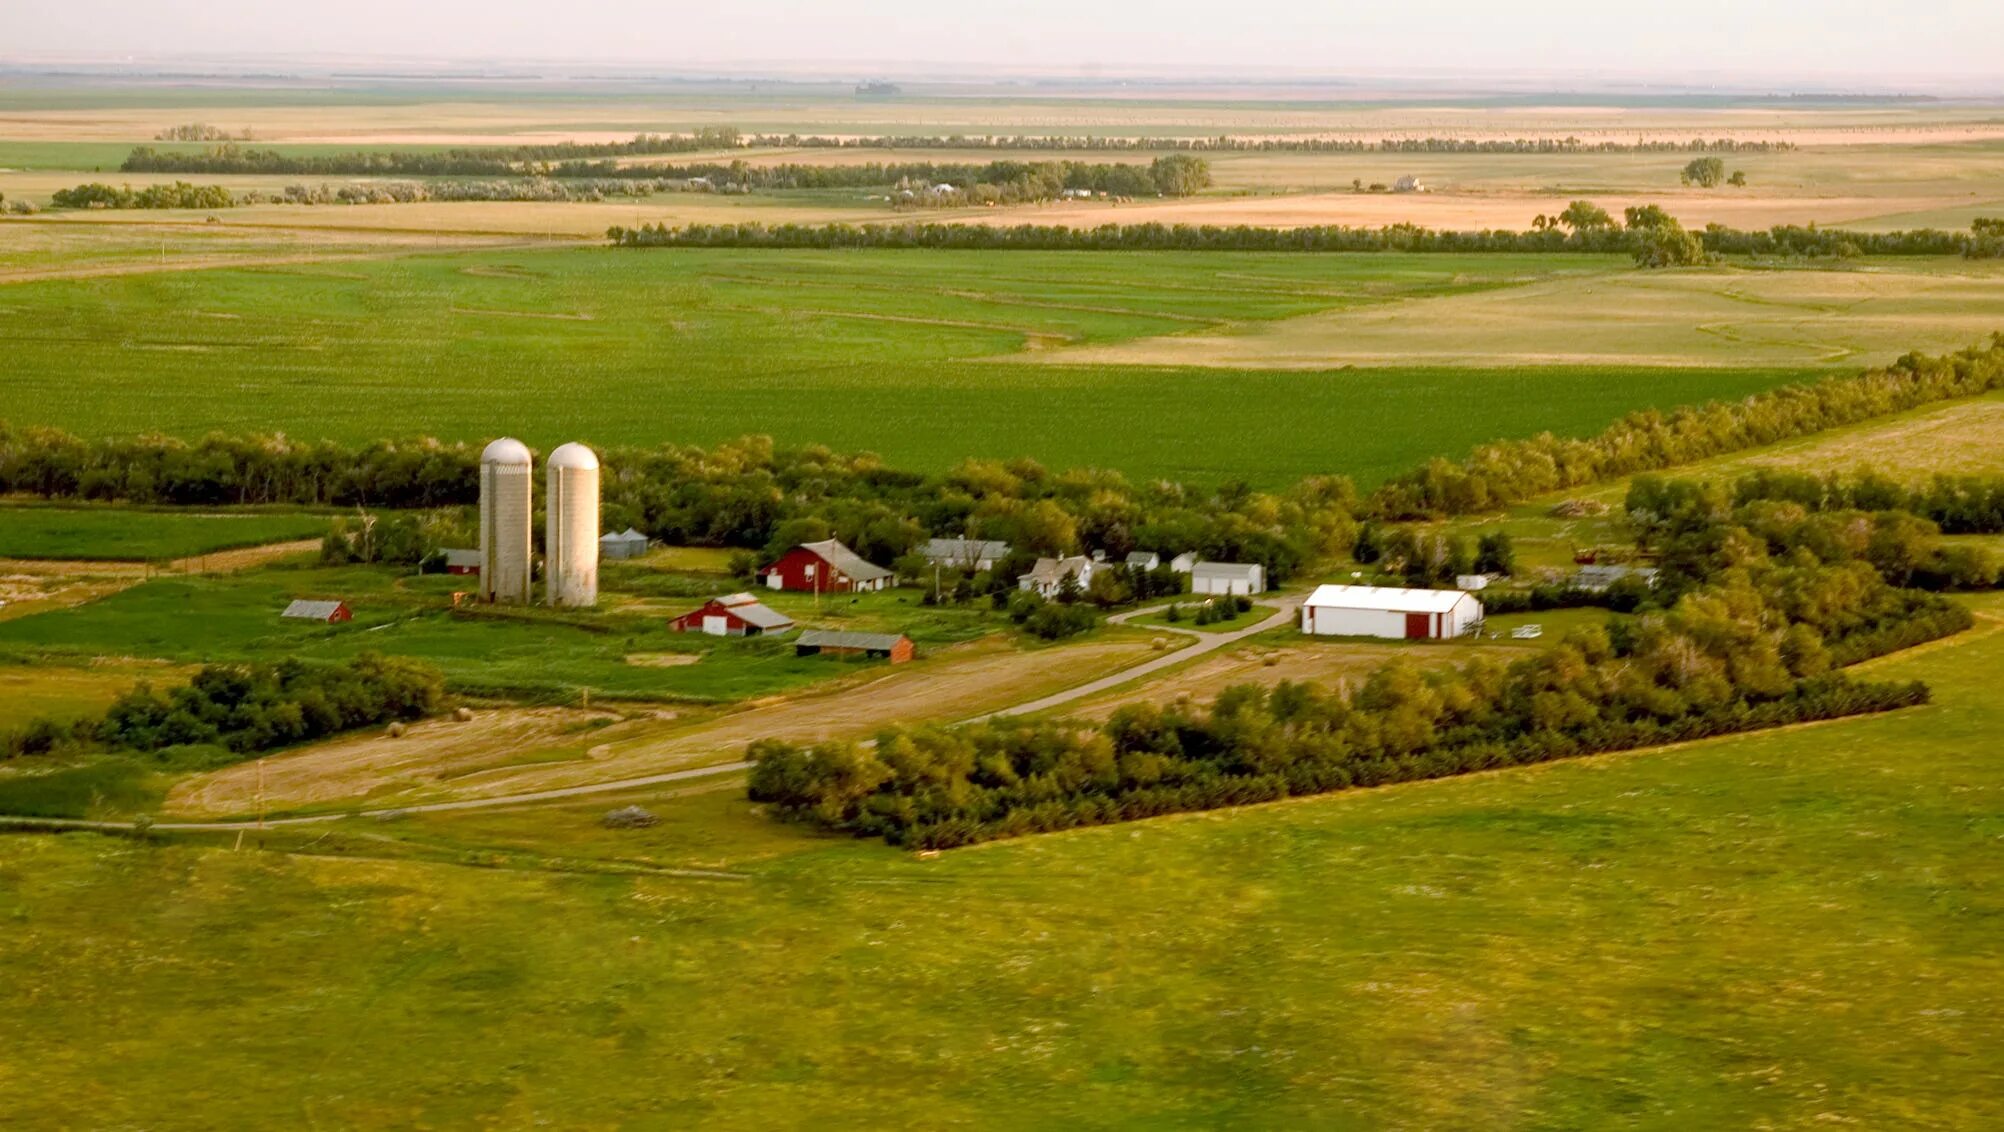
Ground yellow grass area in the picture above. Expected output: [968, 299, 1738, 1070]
[0, 218, 531, 282]
[1030, 262, 2004, 370]
[164, 633, 1164, 816]
[0, 540, 321, 621]
[0, 661, 192, 727]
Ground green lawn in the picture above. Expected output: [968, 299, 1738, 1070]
[0, 245, 1822, 485]
[0, 504, 329, 561]
[1, 596, 1999, 1127]
[0, 565, 992, 703]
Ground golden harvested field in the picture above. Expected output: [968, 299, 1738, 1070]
[0, 662, 192, 728]
[1035, 260, 2004, 370]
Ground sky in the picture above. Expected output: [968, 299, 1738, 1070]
[6, 0, 2003, 87]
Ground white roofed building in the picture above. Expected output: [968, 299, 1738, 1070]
[1301, 584, 1483, 640]
[1191, 562, 1266, 596]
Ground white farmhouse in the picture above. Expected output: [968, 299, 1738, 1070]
[1191, 562, 1266, 596]
[1301, 584, 1483, 640]
[1018, 555, 1094, 597]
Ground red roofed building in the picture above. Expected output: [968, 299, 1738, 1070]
[758, 539, 894, 594]
[668, 593, 796, 637]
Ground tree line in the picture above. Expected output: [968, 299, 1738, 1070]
[606, 215, 2002, 261]
[47, 177, 704, 211]
[1370, 336, 2004, 518]
[120, 131, 1788, 178]
[3, 655, 443, 763]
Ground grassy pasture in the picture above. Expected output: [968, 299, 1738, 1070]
[0, 505, 330, 561]
[0, 563, 1000, 703]
[1, 596, 1999, 1127]
[0, 245, 1834, 485]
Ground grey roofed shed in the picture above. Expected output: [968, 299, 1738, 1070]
[281, 599, 347, 621]
[795, 630, 906, 651]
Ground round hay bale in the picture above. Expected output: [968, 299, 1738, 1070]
[1262, 653, 1280, 667]
[602, 805, 659, 830]
[453, 706, 474, 722]
[1151, 636, 1169, 651]
[386, 721, 407, 738]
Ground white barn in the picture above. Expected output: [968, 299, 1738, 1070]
[1301, 584, 1483, 640]
[1191, 562, 1265, 596]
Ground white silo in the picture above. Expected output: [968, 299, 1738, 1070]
[479, 437, 533, 604]
[545, 442, 600, 608]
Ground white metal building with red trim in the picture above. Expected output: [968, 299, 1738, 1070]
[1301, 584, 1483, 640]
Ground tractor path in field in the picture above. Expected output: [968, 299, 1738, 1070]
[8, 594, 1306, 833]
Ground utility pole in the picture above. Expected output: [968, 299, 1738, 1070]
[256, 758, 267, 847]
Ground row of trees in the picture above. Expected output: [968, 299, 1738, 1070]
[49, 181, 236, 210]
[4, 655, 444, 762]
[748, 552, 1940, 848]
[1369, 335, 2004, 517]
[606, 215, 2000, 260]
[1715, 467, 2004, 534]
[47, 178, 702, 211]
[117, 133, 1791, 179]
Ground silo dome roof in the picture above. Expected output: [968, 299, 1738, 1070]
[548, 442, 600, 471]
[481, 437, 533, 465]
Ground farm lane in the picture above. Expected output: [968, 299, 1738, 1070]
[1, 593, 1307, 833]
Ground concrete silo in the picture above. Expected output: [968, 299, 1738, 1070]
[545, 442, 601, 608]
[478, 437, 533, 604]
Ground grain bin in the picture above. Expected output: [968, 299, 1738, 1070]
[478, 437, 533, 604]
[546, 441, 600, 608]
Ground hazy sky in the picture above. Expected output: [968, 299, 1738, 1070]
[8, 0, 2002, 84]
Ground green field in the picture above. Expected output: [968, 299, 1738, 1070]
[0, 563, 995, 702]
[0, 505, 329, 560]
[0, 246, 1838, 485]
[2, 596, 1998, 1127]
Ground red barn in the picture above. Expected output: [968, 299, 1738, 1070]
[281, 599, 352, 624]
[441, 549, 481, 576]
[758, 539, 894, 594]
[669, 593, 795, 637]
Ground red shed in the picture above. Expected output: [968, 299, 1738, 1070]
[281, 599, 352, 624]
[758, 539, 894, 594]
[441, 548, 481, 576]
[669, 593, 796, 637]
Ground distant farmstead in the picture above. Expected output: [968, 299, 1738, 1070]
[1301, 585, 1482, 640]
[759, 539, 894, 594]
[1191, 562, 1266, 596]
[794, 630, 915, 664]
[281, 599, 351, 624]
[669, 592, 795, 637]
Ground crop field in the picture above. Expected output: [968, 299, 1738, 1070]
[1045, 257, 2004, 370]
[0, 244, 1898, 485]
[0, 505, 332, 561]
[3, 596, 1999, 1127]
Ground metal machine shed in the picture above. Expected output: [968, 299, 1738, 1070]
[1301, 584, 1483, 640]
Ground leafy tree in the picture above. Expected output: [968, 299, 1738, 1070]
[1681, 157, 1727, 188]
[1559, 200, 1616, 232]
